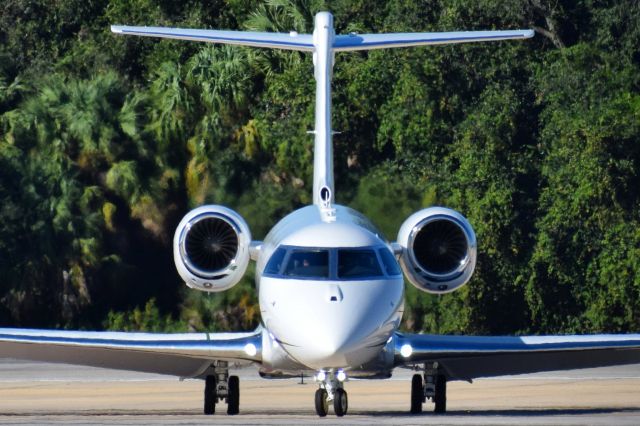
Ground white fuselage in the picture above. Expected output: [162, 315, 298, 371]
[256, 204, 405, 374]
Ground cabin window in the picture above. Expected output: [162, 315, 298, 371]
[337, 249, 383, 278]
[378, 248, 402, 276]
[283, 250, 330, 278]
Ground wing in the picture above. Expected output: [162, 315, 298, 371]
[0, 327, 262, 378]
[111, 26, 314, 51]
[394, 333, 640, 381]
[333, 30, 534, 51]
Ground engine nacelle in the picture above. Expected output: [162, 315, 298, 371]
[173, 205, 251, 292]
[396, 207, 477, 294]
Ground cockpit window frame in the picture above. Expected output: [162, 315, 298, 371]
[262, 244, 401, 281]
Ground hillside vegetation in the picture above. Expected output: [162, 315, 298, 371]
[1, 0, 638, 334]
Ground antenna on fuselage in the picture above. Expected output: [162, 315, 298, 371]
[111, 14, 533, 207]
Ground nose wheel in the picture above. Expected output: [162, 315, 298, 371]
[314, 371, 348, 417]
[315, 388, 329, 417]
[334, 388, 348, 416]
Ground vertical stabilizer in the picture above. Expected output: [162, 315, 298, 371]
[311, 12, 335, 207]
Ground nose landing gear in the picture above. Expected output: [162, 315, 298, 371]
[314, 371, 349, 417]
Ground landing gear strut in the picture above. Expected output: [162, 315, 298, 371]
[410, 362, 447, 414]
[314, 371, 348, 417]
[203, 361, 240, 415]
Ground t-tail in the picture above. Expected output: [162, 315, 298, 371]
[112, 12, 533, 207]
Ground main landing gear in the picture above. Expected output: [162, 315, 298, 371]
[314, 371, 348, 417]
[410, 362, 447, 414]
[203, 361, 240, 415]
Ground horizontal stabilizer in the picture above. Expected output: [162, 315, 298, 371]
[333, 30, 534, 51]
[111, 26, 533, 54]
[111, 25, 314, 51]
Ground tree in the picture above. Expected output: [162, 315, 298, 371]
[526, 44, 640, 332]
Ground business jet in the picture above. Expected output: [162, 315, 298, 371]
[1, 11, 639, 418]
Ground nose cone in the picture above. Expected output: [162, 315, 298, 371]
[301, 313, 369, 367]
[261, 277, 404, 370]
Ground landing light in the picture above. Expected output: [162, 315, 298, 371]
[337, 370, 347, 382]
[244, 343, 257, 357]
[400, 344, 413, 358]
[317, 371, 326, 381]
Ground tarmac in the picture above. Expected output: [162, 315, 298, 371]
[0, 359, 639, 425]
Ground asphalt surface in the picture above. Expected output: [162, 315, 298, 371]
[0, 359, 639, 425]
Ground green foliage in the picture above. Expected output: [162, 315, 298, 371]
[349, 164, 429, 239]
[525, 42, 640, 333]
[442, 83, 535, 334]
[105, 298, 187, 332]
[1, 0, 639, 335]
[180, 265, 260, 332]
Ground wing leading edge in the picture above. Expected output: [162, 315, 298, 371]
[0, 328, 262, 378]
[394, 333, 640, 381]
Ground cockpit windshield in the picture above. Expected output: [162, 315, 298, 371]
[263, 245, 401, 280]
[284, 250, 329, 278]
[264, 247, 287, 275]
[337, 249, 382, 278]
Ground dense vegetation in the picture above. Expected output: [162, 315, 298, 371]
[0, 0, 638, 335]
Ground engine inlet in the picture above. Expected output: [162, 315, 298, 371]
[413, 220, 468, 275]
[184, 216, 239, 274]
